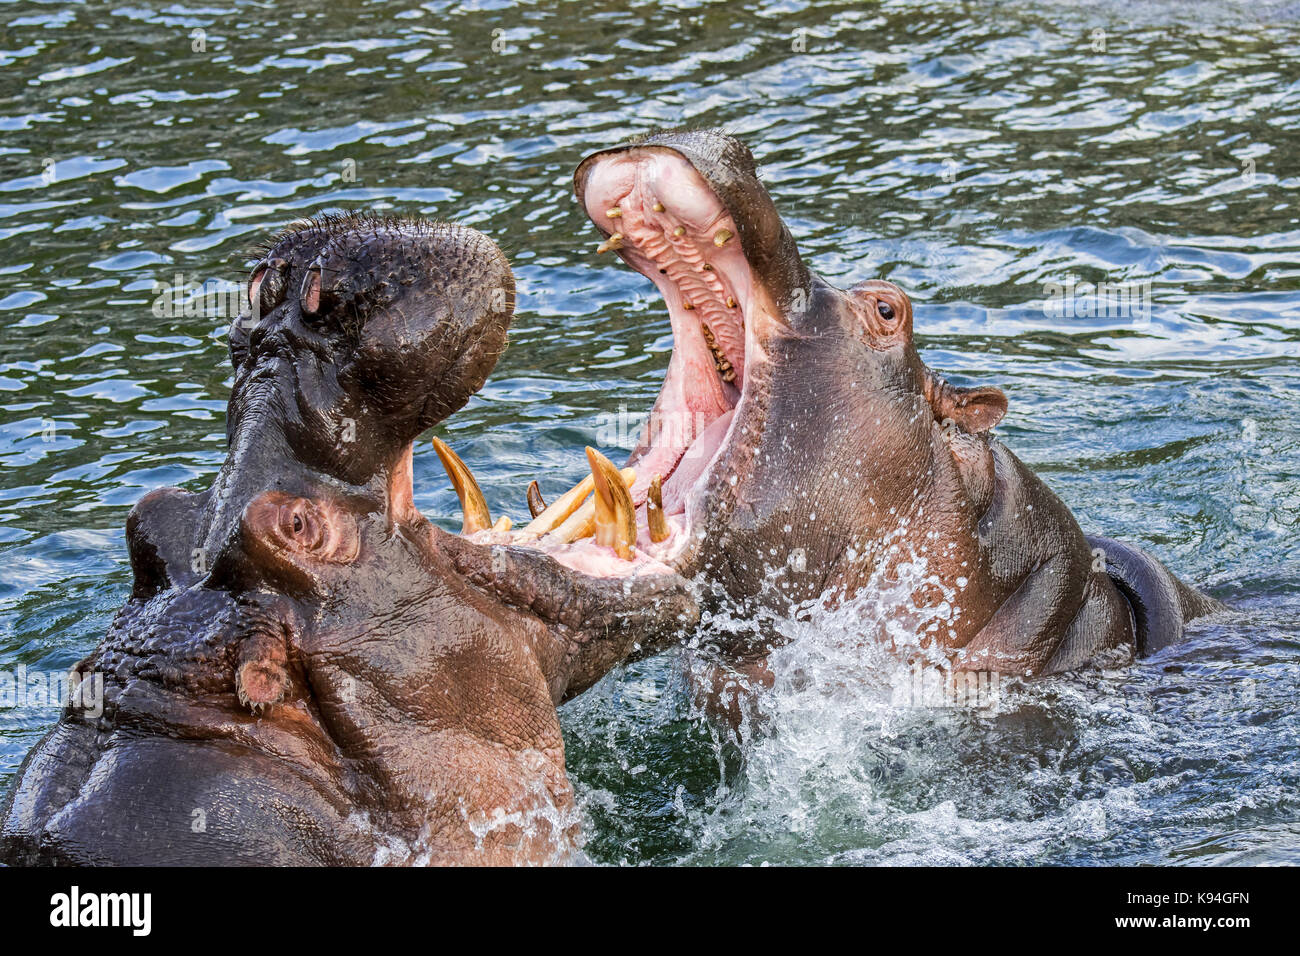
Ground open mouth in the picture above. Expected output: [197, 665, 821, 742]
[581, 148, 753, 517]
[433, 146, 759, 580]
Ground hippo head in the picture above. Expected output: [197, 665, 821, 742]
[574, 129, 1008, 608]
[0, 216, 696, 866]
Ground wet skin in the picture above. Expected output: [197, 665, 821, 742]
[0, 217, 696, 865]
[0, 137, 1224, 864]
[571, 129, 1222, 712]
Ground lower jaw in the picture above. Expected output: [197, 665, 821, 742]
[425, 387, 744, 581]
[426, 315, 751, 581]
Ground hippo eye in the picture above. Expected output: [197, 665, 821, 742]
[877, 301, 895, 322]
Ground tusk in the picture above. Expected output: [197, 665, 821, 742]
[545, 465, 635, 544]
[432, 437, 492, 534]
[653, 201, 665, 212]
[714, 228, 732, 247]
[526, 480, 547, 519]
[647, 473, 669, 543]
[523, 474, 595, 537]
[586, 447, 637, 560]
[492, 515, 513, 532]
[597, 232, 624, 254]
[606, 207, 622, 219]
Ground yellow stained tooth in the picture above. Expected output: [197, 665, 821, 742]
[548, 498, 596, 543]
[492, 515, 513, 532]
[586, 447, 637, 560]
[545, 466, 636, 544]
[683, 301, 694, 310]
[523, 474, 595, 536]
[647, 474, 669, 543]
[526, 480, 547, 519]
[673, 226, 685, 237]
[431, 437, 492, 534]
[653, 201, 665, 212]
[726, 296, 737, 308]
[714, 228, 732, 247]
[607, 207, 622, 219]
[597, 233, 624, 254]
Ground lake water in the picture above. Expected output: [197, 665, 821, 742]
[1, 0, 1298, 865]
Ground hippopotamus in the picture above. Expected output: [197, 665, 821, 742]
[570, 128, 1222, 706]
[0, 215, 696, 866]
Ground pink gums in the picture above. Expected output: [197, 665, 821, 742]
[582, 149, 751, 515]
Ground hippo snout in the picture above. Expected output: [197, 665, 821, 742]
[1, 214, 698, 866]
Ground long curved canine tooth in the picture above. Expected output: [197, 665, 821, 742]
[546, 466, 635, 544]
[431, 437, 492, 534]
[597, 232, 624, 254]
[526, 480, 547, 519]
[713, 228, 732, 247]
[586, 447, 637, 560]
[647, 473, 669, 543]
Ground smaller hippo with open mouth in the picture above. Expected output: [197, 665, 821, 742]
[0, 215, 697, 866]
[571, 128, 1222, 711]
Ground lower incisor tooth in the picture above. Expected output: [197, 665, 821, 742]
[545, 466, 635, 545]
[523, 472, 601, 537]
[647, 474, 669, 543]
[526, 480, 547, 519]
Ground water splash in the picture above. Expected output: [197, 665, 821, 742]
[565, 581, 1300, 866]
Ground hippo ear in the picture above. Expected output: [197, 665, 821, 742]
[924, 370, 1007, 434]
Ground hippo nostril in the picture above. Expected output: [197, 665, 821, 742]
[248, 267, 266, 307]
[249, 257, 288, 321]
[300, 266, 323, 316]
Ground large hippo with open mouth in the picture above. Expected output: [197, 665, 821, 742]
[0, 215, 696, 865]
[571, 128, 1221, 703]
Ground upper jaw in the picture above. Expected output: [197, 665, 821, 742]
[573, 128, 810, 311]
[571, 133, 801, 575]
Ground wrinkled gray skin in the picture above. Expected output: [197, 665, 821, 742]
[575, 129, 1221, 706]
[0, 216, 696, 866]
